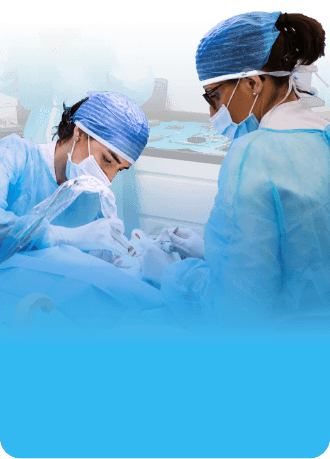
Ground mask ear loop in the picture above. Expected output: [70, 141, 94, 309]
[275, 74, 294, 109]
[263, 75, 294, 124]
[249, 93, 259, 116]
[88, 135, 91, 157]
[227, 79, 241, 109]
[68, 136, 79, 161]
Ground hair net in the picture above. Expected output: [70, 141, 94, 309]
[196, 11, 282, 84]
[72, 91, 150, 164]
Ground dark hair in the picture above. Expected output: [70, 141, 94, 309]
[261, 13, 326, 87]
[53, 97, 89, 142]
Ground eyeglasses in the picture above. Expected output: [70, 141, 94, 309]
[202, 81, 227, 109]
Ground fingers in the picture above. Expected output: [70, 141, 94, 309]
[159, 241, 176, 253]
[143, 244, 166, 258]
[172, 227, 194, 238]
[128, 248, 140, 257]
[112, 257, 123, 267]
[110, 228, 129, 249]
[165, 243, 191, 258]
[153, 227, 179, 243]
[169, 233, 184, 245]
[167, 227, 194, 240]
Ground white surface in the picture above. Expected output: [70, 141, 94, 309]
[0, 94, 18, 125]
[134, 156, 220, 237]
[135, 156, 220, 181]
[312, 106, 330, 121]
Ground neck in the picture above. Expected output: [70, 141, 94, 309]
[257, 84, 298, 123]
[54, 138, 74, 186]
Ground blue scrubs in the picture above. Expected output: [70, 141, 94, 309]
[161, 126, 330, 332]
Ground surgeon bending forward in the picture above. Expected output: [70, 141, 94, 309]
[0, 91, 149, 254]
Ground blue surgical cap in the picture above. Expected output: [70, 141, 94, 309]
[72, 91, 150, 164]
[196, 11, 282, 84]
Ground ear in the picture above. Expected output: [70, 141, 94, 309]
[248, 76, 263, 94]
[72, 125, 81, 140]
[73, 125, 87, 141]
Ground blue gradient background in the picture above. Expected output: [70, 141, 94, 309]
[0, 334, 329, 458]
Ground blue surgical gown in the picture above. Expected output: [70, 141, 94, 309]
[0, 134, 59, 248]
[0, 134, 182, 335]
[161, 126, 330, 332]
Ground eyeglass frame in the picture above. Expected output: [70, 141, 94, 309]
[202, 81, 231, 110]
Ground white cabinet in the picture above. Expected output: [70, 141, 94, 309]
[134, 155, 221, 237]
[0, 94, 18, 125]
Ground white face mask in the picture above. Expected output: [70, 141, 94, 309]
[65, 135, 111, 187]
[209, 79, 260, 141]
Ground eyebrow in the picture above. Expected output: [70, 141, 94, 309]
[106, 149, 130, 170]
[205, 82, 227, 95]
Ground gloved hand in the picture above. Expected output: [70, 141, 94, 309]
[167, 227, 205, 259]
[48, 218, 129, 255]
[111, 253, 143, 270]
[142, 245, 181, 285]
[110, 229, 150, 270]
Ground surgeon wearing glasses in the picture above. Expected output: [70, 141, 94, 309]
[157, 11, 330, 333]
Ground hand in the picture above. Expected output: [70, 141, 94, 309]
[49, 218, 128, 255]
[111, 253, 143, 270]
[142, 244, 181, 285]
[168, 227, 205, 259]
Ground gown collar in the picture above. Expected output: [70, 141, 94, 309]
[259, 99, 330, 131]
[39, 141, 57, 183]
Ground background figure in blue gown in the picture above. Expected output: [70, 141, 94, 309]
[0, 26, 154, 239]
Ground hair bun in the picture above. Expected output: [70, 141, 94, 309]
[62, 103, 73, 127]
[269, 13, 325, 73]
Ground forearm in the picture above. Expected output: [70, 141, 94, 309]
[0, 210, 54, 261]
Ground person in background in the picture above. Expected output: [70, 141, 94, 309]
[0, 27, 154, 231]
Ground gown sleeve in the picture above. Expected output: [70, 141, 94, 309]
[0, 136, 53, 261]
[160, 133, 283, 333]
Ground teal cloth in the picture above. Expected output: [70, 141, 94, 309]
[147, 121, 228, 155]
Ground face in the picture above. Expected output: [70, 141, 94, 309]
[72, 133, 132, 182]
[203, 77, 261, 123]
[203, 81, 230, 116]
